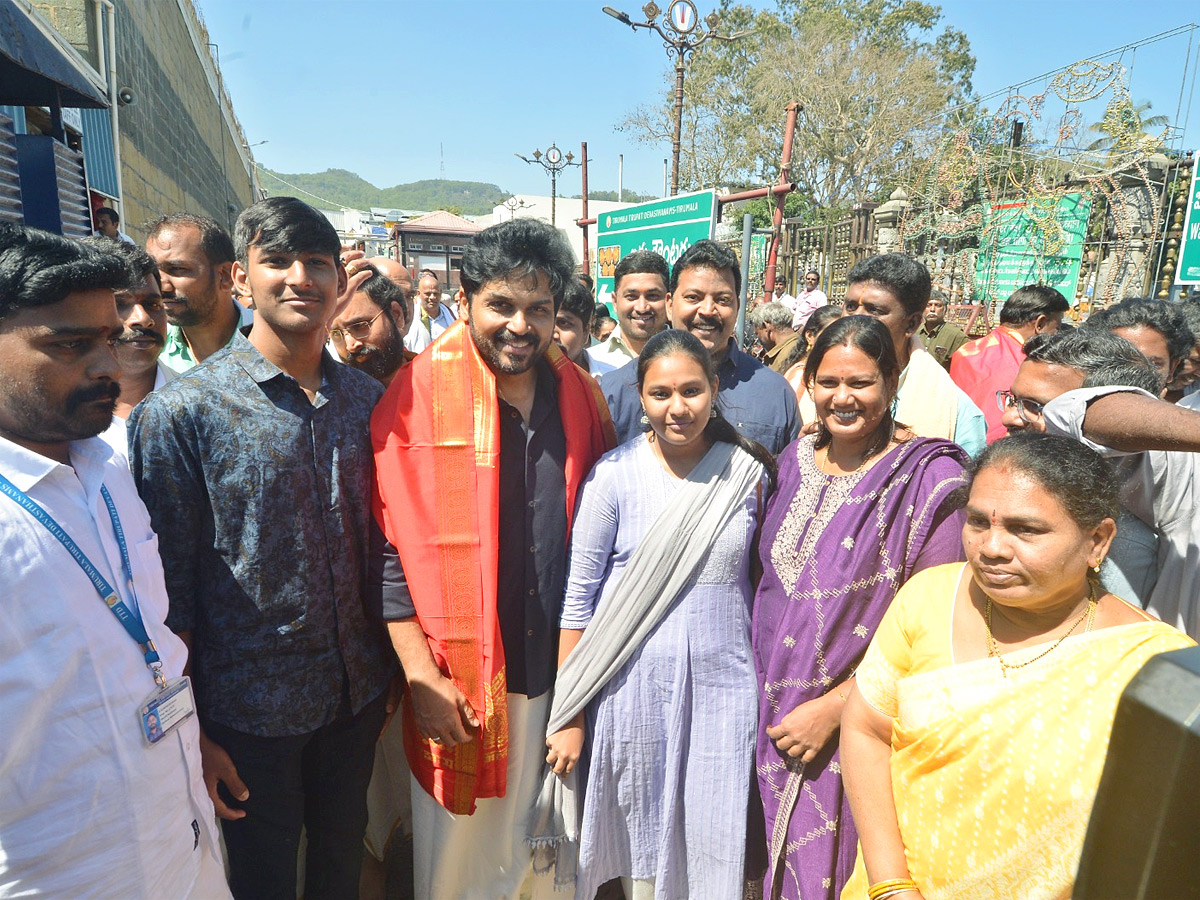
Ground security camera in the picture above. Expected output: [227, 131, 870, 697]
[117, 87, 136, 107]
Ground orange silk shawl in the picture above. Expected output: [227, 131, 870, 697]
[371, 320, 615, 814]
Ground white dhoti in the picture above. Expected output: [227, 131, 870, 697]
[412, 692, 572, 900]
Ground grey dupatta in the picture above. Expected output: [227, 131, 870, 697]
[527, 439, 764, 888]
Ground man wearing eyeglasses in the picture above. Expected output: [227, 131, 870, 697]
[1000, 327, 1189, 618]
[329, 268, 414, 387]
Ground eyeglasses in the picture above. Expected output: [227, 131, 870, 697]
[996, 390, 1045, 422]
[329, 309, 385, 346]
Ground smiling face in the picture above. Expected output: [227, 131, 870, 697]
[112, 273, 167, 378]
[467, 270, 556, 375]
[613, 271, 669, 348]
[639, 351, 716, 450]
[232, 245, 343, 336]
[964, 463, 1112, 612]
[0, 289, 123, 456]
[809, 343, 895, 449]
[669, 265, 739, 363]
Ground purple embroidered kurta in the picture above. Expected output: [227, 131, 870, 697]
[753, 434, 969, 900]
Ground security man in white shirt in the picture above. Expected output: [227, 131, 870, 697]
[0, 224, 232, 899]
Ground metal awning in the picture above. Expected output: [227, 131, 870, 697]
[0, 0, 108, 108]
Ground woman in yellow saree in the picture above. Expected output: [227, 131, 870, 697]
[840, 433, 1193, 900]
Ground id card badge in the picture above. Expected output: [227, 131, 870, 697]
[139, 675, 196, 746]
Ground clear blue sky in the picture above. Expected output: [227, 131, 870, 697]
[197, 0, 1200, 203]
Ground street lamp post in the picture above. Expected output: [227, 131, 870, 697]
[603, 1, 749, 196]
[497, 195, 529, 220]
[515, 144, 580, 227]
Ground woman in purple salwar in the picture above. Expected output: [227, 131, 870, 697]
[752, 316, 969, 900]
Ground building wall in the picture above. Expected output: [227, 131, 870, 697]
[111, 0, 254, 239]
[34, 0, 256, 240]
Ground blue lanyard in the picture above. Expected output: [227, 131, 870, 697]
[0, 472, 166, 688]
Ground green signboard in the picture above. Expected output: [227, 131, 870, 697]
[974, 192, 1091, 308]
[594, 189, 717, 309]
[1176, 172, 1200, 284]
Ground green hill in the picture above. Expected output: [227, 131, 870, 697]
[257, 168, 507, 216]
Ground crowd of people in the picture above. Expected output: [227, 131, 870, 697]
[1, 199, 1198, 900]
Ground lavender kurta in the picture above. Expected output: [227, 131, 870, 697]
[561, 436, 765, 900]
[753, 435, 969, 900]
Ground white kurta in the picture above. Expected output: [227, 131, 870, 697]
[0, 435, 230, 899]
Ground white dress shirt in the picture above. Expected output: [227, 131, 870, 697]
[0, 435, 231, 899]
[100, 362, 175, 463]
[585, 331, 637, 378]
[1046, 385, 1200, 639]
[404, 302, 458, 353]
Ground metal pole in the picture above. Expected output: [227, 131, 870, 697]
[580, 141, 590, 276]
[663, 159, 668, 199]
[618, 154, 624, 202]
[551, 168, 557, 227]
[764, 101, 801, 303]
[671, 53, 686, 196]
[736, 213, 753, 349]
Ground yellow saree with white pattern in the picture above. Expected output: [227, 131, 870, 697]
[842, 563, 1192, 900]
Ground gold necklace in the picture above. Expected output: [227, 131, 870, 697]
[821, 444, 873, 475]
[985, 581, 1098, 677]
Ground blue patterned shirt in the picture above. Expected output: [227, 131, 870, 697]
[129, 332, 396, 737]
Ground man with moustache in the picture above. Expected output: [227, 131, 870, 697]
[844, 253, 986, 456]
[586, 249, 671, 377]
[0, 224, 232, 899]
[130, 198, 396, 900]
[405, 271, 457, 353]
[78, 239, 174, 459]
[917, 289, 968, 370]
[372, 217, 614, 898]
[146, 213, 252, 373]
[328, 267, 413, 387]
[603, 240, 801, 452]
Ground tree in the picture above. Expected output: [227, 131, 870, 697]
[617, 0, 974, 212]
[1085, 96, 1170, 158]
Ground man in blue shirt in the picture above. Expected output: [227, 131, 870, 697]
[130, 198, 395, 900]
[603, 240, 801, 454]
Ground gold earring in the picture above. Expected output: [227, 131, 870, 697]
[1093, 559, 1103, 573]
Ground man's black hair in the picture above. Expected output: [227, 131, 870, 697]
[1024, 327, 1163, 394]
[96, 207, 119, 226]
[1083, 298, 1195, 367]
[559, 278, 594, 329]
[614, 250, 669, 293]
[998, 284, 1070, 326]
[459, 218, 576, 306]
[845, 253, 931, 316]
[669, 240, 740, 296]
[145, 213, 235, 266]
[0, 224, 127, 321]
[79, 236, 161, 291]
[233, 197, 340, 266]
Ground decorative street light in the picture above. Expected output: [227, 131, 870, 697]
[516, 143, 580, 227]
[602, 1, 750, 196]
[496, 195, 530, 220]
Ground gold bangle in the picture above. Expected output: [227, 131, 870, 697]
[868, 879, 918, 900]
[835, 685, 848, 702]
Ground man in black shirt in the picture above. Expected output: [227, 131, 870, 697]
[372, 218, 613, 898]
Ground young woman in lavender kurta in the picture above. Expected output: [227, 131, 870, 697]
[752, 316, 970, 900]
[546, 330, 776, 900]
